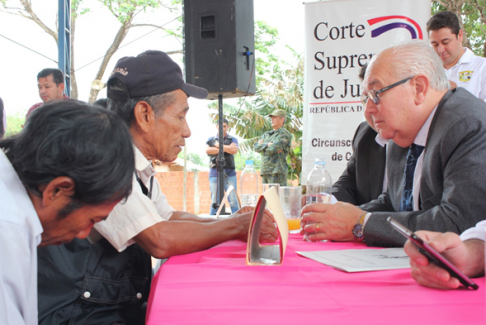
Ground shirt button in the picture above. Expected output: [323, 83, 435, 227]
[84, 291, 91, 299]
[136, 293, 142, 299]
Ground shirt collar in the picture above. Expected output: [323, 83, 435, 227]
[375, 134, 388, 147]
[214, 133, 228, 139]
[133, 145, 156, 184]
[448, 48, 473, 70]
[414, 106, 438, 147]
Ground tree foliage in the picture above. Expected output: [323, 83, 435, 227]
[5, 112, 25, 137]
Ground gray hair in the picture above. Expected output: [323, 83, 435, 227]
[369, 40, 450, 92]
[107, 78, 177, 127]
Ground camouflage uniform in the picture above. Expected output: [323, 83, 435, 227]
[254, 127, 292, 186]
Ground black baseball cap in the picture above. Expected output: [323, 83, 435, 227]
[107, 50, 208, 101]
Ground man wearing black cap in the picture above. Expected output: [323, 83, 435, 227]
[37, 50, 277, 325]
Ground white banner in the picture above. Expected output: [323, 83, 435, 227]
[302, 0, 430, 183]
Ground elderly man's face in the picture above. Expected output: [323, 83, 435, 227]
[38, 74, 65, 103]
[152, 89, 191, 162]
[363, 55, 419, 147]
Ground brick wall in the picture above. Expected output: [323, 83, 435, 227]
[155, 171, 299, 214]
[155, 171, 251, 214]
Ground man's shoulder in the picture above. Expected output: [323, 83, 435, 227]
[206, 136, 216, 145]
[434, 89, 486, 133]
[227, 134, 238, 143]
[277, 127, 292, 138]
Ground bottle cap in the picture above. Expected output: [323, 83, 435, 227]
[245, 160, 254, 165]
[314, 158, 326, 165]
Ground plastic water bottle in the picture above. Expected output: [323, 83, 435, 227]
[306, 158, 332, 205]
[240, 160, 259, 207]
[304, 158, 332, 241]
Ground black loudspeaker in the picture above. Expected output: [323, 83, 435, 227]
[184, 0, 256, 100]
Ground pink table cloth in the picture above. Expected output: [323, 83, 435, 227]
[146, 234, 485, 325]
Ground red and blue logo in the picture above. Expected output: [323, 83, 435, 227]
[367, 15, 423, 40]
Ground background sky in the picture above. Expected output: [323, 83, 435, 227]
[0, 0, 306, 157]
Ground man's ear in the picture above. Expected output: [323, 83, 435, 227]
[133, 101, 155, 133]
[413, 75, 429, 105]
[41, 176, 75, 208]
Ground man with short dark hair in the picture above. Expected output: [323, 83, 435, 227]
[254, 109, 292, 186]
[26, 68, 67, 120]
[38, 50, 277, 325]
[206, 118, 239, 214]
[0, 100, 134, 324]
[427, 11, 486, 100]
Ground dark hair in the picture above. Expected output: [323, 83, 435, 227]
[216, 118, 229, 125]
[358, 63, 368, 81]
[107, 78, 176, 126]
[37, 68, 64, 86]
[93, 98, 108, 108]
[0, 100, 134, 208]
[427, 11, 461, 36]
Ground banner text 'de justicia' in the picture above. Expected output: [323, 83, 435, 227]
[311, 21, 375, 101]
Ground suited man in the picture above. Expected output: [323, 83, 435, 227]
[332, 63, 387, 205]
[332, 121, 386, 205]
[302, 40, 486, 247]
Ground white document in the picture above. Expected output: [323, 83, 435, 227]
[297, 248, 411, 272]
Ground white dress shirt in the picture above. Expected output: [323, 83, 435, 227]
[460, 220, 486, 242]
[0, 150, 42, 325]
[94, 146, 175, 252]
[445, 48, 486, 100]
[375, 133, 388, 193]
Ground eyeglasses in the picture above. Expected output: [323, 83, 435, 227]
[361, 76, 414, 105]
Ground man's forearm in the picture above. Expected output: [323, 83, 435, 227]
[133, 217, 245, 259]
[170, 210, 217, 223]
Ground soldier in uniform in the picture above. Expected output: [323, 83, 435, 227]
[254, 109, 292, 186]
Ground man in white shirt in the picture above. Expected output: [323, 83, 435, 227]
[427, 11, 486, 100]
[300, 40, 486, 247]
[100, 50, 277, 255]
[404, 222, 485, 289]
[0, 100, 134, 325]
[37, 51, 277, 325]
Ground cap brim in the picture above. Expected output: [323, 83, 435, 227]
[181, 83, 208, 99]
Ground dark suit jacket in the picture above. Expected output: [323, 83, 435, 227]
[361, 88, 486, 247]
[332, 121, 386, 205]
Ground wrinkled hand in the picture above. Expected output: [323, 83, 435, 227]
[233, 207, 278, 243]
[214, 142, 219, 148]
[300, 202, 364, 242]
[404, 231, 482, 289]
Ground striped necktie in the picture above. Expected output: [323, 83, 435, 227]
[399, 143, 425, 212]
